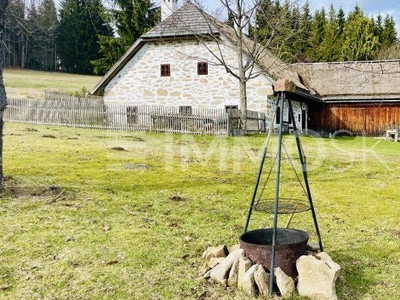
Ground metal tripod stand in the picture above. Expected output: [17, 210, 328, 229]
[243, 91, 323, 296]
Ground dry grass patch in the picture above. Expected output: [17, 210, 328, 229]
[3, 68, 101, 99]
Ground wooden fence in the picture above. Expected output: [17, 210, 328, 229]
[4, 97, 266, 136]
[227, 109, 266, 135]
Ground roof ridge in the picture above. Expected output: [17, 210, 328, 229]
[143, 1, 220, 39]
[293, 59, 400, 66]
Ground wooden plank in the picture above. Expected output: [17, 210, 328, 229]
[312, 103, 400, 136]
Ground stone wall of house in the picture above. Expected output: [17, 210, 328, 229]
[278, 99, 308, 132]
[103, 39, 308, 131]
[104, 39, 274, 113]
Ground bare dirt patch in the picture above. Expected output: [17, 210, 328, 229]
[24, 128, 39, 132]
[111, 147, 127, 151]
[1, 177, 75, 203]
[42, 134, 56, 139]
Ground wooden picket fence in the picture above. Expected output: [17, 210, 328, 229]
[227, 109, 267, 134]
[4, 96, 266, 136]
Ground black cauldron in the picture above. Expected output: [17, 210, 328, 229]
[239, 228, 308, 278]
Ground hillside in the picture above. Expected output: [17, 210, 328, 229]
[3, 68, 102, 99]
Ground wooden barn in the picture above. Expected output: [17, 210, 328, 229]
[293, 60, 400, 136]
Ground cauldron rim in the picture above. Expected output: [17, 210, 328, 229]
[240, 227, 309, 248]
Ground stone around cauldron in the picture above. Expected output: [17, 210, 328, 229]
[297, 252, 341, 300]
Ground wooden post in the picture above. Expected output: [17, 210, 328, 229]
[273, 79, 297, 93]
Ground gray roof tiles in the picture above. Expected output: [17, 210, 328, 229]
[143, 1, 220, 39]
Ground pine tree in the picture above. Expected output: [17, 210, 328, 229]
[286, 4, 303, 62]
[4, 0, 25, 67]
[295, 1, 312, 62]
[305, 8, 327, 62]
[273, 0, 295, 61]
[381, 15, 397, 49]
[114, 0, 158, 49]
[255, 0, 276, 43]
[337, 8, 345, 35]
[318, 5, 341, 62]
[238, 1, 397, 64]
[340, 6, 380, 61]
[58, 0, 112, 74]
[4, 0, 59, 71]
[92, 0, 159, 74]
[375, 14, 383, 44]
[25, 2, 42, 69]
[91, 34, 123, 75]
[37, 0, 59, 71]
[377, 15, 399, 59]
[255, 0, 307, 63]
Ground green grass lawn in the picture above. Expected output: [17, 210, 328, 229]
[3, 68, 101, 99]
[0, 122, 399, 299]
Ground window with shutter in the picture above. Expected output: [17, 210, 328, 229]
[197, 62, 208, 75]
[160, 64, 170, 77]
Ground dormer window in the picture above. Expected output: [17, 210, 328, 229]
[161, 64, 170, 77]
[197, 62, 208, 75]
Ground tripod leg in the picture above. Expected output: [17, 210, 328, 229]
[288, 96, 323, 251]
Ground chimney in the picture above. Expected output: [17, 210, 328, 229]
[234, 14, 250, 36]
[161, 0, 179, 21]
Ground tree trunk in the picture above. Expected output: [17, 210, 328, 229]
[236, 0, 247, 135]
[0, 0, 9, 190]
[239, 77, 247, 134]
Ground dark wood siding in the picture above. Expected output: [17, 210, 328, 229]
[309, 103, 400, 136]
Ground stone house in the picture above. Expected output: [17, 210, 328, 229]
[91, 0, 400, 136]
[91, 0, 316, 133]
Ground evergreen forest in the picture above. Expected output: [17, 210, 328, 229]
[3, 0, 399, 75]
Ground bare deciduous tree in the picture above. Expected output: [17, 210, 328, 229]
[192, 0, 301, 134]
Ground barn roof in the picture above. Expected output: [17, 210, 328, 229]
[91, 0, 312, 98]
[293, 60, 400, 103]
